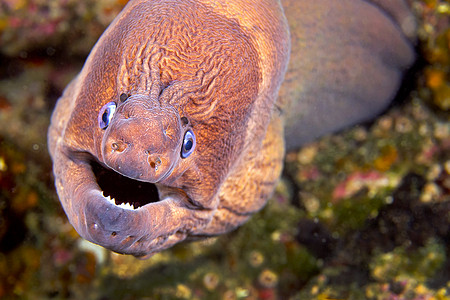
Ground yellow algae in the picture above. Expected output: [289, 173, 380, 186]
[373, 145, 398, 172]
[258, 269, 278, 288]
[425, 68, 445, 89]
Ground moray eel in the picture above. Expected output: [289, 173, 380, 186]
[48, 0, 416, 257]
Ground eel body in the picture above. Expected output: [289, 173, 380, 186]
[48, 0, 416, 257]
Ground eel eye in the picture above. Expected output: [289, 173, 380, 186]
[181, 130, 195, 158]
[98, 102, 117, 130]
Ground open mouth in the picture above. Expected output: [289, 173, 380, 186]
[58, 155, 210, 256]
[90, 160, 161, 210]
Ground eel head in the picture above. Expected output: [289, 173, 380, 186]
[48, 0, 288, 258]
[52, 91, 214, 257]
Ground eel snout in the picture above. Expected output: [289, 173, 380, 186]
[101, 95, 183, 182]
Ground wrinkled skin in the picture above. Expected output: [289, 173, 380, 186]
[48, 0, 416, 257]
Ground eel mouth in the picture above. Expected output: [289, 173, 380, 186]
[90, 160, 161, 210]
[62, 155, 205, 257]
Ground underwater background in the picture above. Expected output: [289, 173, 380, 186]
[0, 0, 449, 299]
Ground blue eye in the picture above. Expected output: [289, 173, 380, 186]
[98, 102, 117, 129]
[181, 130, 195, 158]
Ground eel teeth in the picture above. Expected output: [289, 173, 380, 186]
[103, 193, 136, 210]
[117, 202, 135, 210]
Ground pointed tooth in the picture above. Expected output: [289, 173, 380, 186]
[104, 194, 115, 205]
[117, 202, 135, 210]
[102, 193, 137, 210]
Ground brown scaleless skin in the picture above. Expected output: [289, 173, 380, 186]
[47, 0, 416, 257]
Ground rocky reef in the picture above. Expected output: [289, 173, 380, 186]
[0, 0, 448, 299]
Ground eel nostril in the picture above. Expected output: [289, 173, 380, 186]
[148, 156, 162, 170]
[111, 141, 127, 152]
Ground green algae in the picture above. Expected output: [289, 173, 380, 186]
[370, 239, 446, 283]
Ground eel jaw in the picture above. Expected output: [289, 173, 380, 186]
[67, 159, 213, 257]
